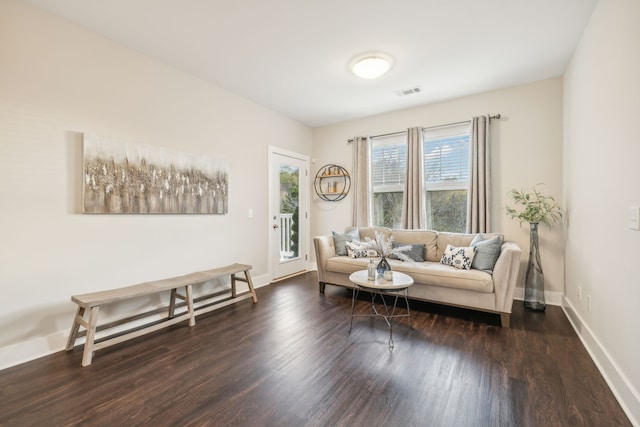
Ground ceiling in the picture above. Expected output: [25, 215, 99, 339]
[24, 0, 598, 128]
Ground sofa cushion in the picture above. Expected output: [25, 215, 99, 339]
[391, 229, 437, 262]
[332, 229, 359, 256]
[436, 232, 503, 261]
[440, 244, 476, 270]
[324, 256, 494, 293]
[392, 261, 494, 293]
[326, 256, 372, 275]
[346, 226, 391, 242]
[471, 234, 503, 273]
[436, 232, 476, 261]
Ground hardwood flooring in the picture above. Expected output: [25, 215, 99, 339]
[0, 272, 631, 426]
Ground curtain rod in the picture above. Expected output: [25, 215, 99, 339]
[347, 114, 501, 143]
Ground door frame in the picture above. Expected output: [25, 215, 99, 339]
[268, 146, 310, 281]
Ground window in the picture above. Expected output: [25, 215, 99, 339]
[423, 123, 470, 233]
[369, 123, 470, 232]
[371, 134, 406, 228]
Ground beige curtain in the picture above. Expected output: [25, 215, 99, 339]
[401, 127, 425, 229]
[351, 136, 371, 227]
[467, 115, 491, 233]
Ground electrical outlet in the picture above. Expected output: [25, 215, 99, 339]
[577, 286, 582, 300]
[587, 295, 592, 312]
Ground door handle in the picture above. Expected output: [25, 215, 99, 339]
[273, 224, 279, 229]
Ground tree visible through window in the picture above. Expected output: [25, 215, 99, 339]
[280, 166, 299, 258]
[370, 123, 470, 232]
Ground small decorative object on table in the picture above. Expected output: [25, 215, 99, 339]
[367, 259, 376, 281]
[377, 256, 390, 275]
[506, 184, 563, 312]
[362, 231, 413, 276]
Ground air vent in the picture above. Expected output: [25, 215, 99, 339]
[394, 86, 422, 97]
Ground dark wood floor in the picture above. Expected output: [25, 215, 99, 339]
[0, 272, 631, 427]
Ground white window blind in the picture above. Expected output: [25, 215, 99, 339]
[423, 123, 470, 190]
[371, 133, 407, 192]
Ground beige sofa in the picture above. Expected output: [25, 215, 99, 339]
[313, 227, 522, 327]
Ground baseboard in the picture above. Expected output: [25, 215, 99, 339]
[562, 296, 640, 426]
[0, 332, 69, 371]
[0, 272, 273, 371]
[512, 286, 563, 306]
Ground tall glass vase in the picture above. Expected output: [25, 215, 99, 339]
[524, 222, 545, 311]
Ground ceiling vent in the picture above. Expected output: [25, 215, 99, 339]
[394, 86, 422, 97]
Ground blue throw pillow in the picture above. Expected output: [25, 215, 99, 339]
[470, 234, 503, 273]
[332, 229, 360, 256]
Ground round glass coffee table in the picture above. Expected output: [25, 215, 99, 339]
[348, 270, 414, 350]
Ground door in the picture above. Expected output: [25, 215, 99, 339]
[269, 147, 309, 280]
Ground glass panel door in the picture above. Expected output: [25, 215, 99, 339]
[269, 148, 308, 280]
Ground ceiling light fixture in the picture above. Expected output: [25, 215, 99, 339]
[350, 53, 393, 79]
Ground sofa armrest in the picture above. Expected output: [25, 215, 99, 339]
[492, 241, 522, 313]
[313, 235, 336, 284]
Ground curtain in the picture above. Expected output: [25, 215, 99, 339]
[467, 115, 491, 233]
[351, 136, 371, 227]
[401, 127, 425, 229]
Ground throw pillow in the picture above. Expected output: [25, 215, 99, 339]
[470, 234, 503, 273]
[440, 244, 476, 270]
[390, 242, 425, 262]
[332, 229, 360, 256]
[345, 241, 378, 259]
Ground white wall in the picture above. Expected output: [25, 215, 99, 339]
[312, 78, 565, 300]
[563, 0, 640, 423]
[0, 0, 312, 368]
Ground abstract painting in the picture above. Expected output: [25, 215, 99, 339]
[83, 134, 228, 214]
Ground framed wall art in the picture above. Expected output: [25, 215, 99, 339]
[83, 134, 229, 214]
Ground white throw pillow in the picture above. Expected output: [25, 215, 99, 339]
[345, 241, 378, 259]
[440, 244, 476, 270]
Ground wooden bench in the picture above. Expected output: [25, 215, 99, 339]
[66, 263, 257, 367]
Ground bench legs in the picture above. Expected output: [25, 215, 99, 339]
[66, 267, 256, 367]
[82, 307, 100, 367]
[69, 285, 195, 367]
[185, 285, 195, 327]
[66, 305, 100, 367]
[169, 285, 196, 326]
[65, 305, 84, 352]
[231, 269, 258, 303]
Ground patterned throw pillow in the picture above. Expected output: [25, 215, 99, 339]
[345, 241, 378, 259]
[440, 244, 476, 270]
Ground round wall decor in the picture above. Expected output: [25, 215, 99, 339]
[314, 164, 351, 202]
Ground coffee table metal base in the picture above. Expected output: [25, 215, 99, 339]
[349, 284, 412, 350]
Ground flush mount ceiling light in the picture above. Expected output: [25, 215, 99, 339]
[350, 53, 393, 79]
